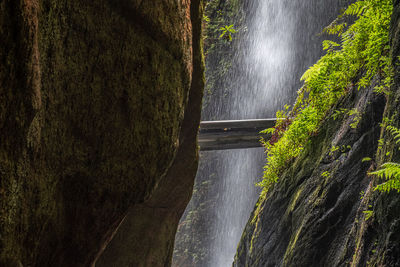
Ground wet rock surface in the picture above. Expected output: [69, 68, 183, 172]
[234, 80, 385, 267]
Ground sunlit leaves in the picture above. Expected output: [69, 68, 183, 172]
[370, 125, 400, 193]
[219, 24, 237, 41]
[260, 0, 393, 192]
[370, 163, 400, 192]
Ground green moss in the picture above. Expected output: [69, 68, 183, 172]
[283, 220, 307, 265]
[287, 186, 305, 214]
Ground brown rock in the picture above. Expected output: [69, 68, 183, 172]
[0, 0, 204, 266]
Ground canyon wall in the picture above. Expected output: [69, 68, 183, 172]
[0, 0, 203, 266]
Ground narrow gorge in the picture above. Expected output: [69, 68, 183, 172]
[1, 0, 400, 266]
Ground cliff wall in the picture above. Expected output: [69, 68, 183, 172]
[0, 1, 203, 266]
[97, 1, 205, 266]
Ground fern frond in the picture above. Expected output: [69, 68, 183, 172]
[260, 127, 275, 134]
[323, 17, 347, 36]
[322, 40, 340, 51]
[386, 125, 400, 144]
[370, 162, 400, 192]
[259, 0, 393, 193]
[374, 178, 400, 193]
[344, 1, 368, 17]
[370, 162, 400, 180]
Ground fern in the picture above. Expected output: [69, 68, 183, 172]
[259, 0, 393, 193]
[322, 40, 340, 51]
[323, 18, 347, 36]
[387, 125, 400, 145]
[370, 163, 400, 192]
[369, 124, 400, 193]
[344, 1, 368, 17]
[363, 209, 374, 221]
[219, 24, 237, 41]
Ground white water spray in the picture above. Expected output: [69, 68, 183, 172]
[174, 1, 348, 266]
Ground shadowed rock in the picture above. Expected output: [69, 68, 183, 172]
[0, 0, 204, 266]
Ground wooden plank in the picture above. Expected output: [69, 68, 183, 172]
[198, 119, 277, 151]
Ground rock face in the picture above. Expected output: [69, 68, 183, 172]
[234, 82, 385, 266]
[233, 2, 400, 267]
[96, 1, 205, 266]
[0, 0, 203, 266]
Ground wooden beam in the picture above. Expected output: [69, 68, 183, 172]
[198, 119, 277, 151]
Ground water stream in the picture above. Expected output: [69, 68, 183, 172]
[173, 1, 349, 266]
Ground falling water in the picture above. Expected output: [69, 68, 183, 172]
[173, 0, 350, 266]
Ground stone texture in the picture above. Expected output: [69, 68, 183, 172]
[0, 0, 203, 266]
[97, 1, 205, 265]
[234, 77, 385, 267]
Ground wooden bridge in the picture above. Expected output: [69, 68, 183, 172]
[198, 119, 277, 151]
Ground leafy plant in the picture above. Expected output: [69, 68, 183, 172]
[332, 108, 349, 120]
[362, 157, 372, 162]
[369, 125, 400, 192]
[348, 108, 361, 129]
[330, 145, 340, 156]
[260, 105, 292, 146]
[386, 125, 400, 145]
[331, 108, 361, 128]
[363, 207, 374, 221]
[259, 0, 393, 192]
[370, 163, 400, 192]
[219, 24, 237, 41]
[322, 171, 331, 178]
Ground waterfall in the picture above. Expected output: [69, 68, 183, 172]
[173, 1, 349, 266]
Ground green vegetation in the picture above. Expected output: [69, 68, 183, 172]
[362, 157, 372, 162]
[331, 107, 361, 128]
[218, 24, 237, 41]
[321, 171, 331, 178]
[363, 206, 374, 221]
[370, 162, 400, 192]
[369, 125, 400, 192]
[203, 0, 243, 49]
[258, 0, 393, 192]
[201, 0, 245, 119]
